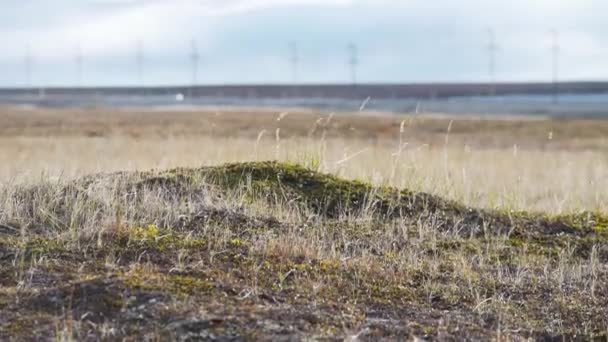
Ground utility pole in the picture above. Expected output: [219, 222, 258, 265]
[190, 39, 200, 99]
[75, 43, 83, 87]
[348, 42, 359, 86]
[551, 29, 560, 104]
[190, 39, 199, 86]
[136, 40, 144, 91]
[486, 28, 497, 96]
[24, 45, 32, 89]
[289, 41, 299, 84]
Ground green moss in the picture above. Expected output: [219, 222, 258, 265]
[130, 224, 162, 240]
[2, 237, 69, 260]
[121, 268, 213, 298]
[116, 225, 206, 251]
[590, 213, 608, 238]
[0, 288, 15, 308]
[168, 275, 215, 296]
[107, 162, 608, 242]
[150, 161, 469, 224]
[229, 238, 244, 247]
[507, 236, 525, 248]
[205, 161, 384, 217]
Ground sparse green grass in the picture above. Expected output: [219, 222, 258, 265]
[1, 161, 607, 340]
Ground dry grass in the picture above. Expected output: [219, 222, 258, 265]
[0, 107, 607, 340]
[1, 107, 607, 213]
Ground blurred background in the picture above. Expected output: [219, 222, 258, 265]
[1, 0, 607, 116]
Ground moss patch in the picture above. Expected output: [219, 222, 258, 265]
[132, 161, 608, 241]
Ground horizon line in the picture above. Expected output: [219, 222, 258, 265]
[2, 80, 608, 91]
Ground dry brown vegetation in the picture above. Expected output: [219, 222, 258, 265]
[1, 107, 607, 213]
[0, 107, 607, 340]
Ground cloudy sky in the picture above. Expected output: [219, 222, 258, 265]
[0, 0, 606, 87]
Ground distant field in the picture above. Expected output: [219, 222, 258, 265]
[3, 81, 608, 98]
[0, 107, 607, 340]
[1, 107, 607, 213]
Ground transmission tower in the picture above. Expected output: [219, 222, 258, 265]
[136, 40, 144, 88]
[24, 45, 32, 89]
[190, 39, 199, 86]
[289, 41, 299, 84]
[348, 43, 359, 86]
[551, 29, 560, 103]
[486, 29, 497, 96]
[75, 43, 83, 87]
[188, 39, 200, 99]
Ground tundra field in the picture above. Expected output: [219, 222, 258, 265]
[0, 107, 607, 340]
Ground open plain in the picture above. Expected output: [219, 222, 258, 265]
[0, 107, 607, 340]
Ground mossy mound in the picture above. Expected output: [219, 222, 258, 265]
[7, 161, 605, 244]
[133, 161, 607, 240]
[1, 162, 608, 340]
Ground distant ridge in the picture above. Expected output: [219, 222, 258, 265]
[2, 82, 608, 99]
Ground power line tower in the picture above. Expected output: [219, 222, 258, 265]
[136, 40, 144, 89]
[189, 39, 200, 99]
[486, 28, 497, 96]
[24, 45, 32, 89]
[190, 39, 199, 86]
[348, 42, 359, 86]
[551, 29, 560, 104]
[289, 41, 299, 84]
[75, 43, 83, 87]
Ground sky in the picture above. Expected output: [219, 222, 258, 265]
[0, 0, 606, 87]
